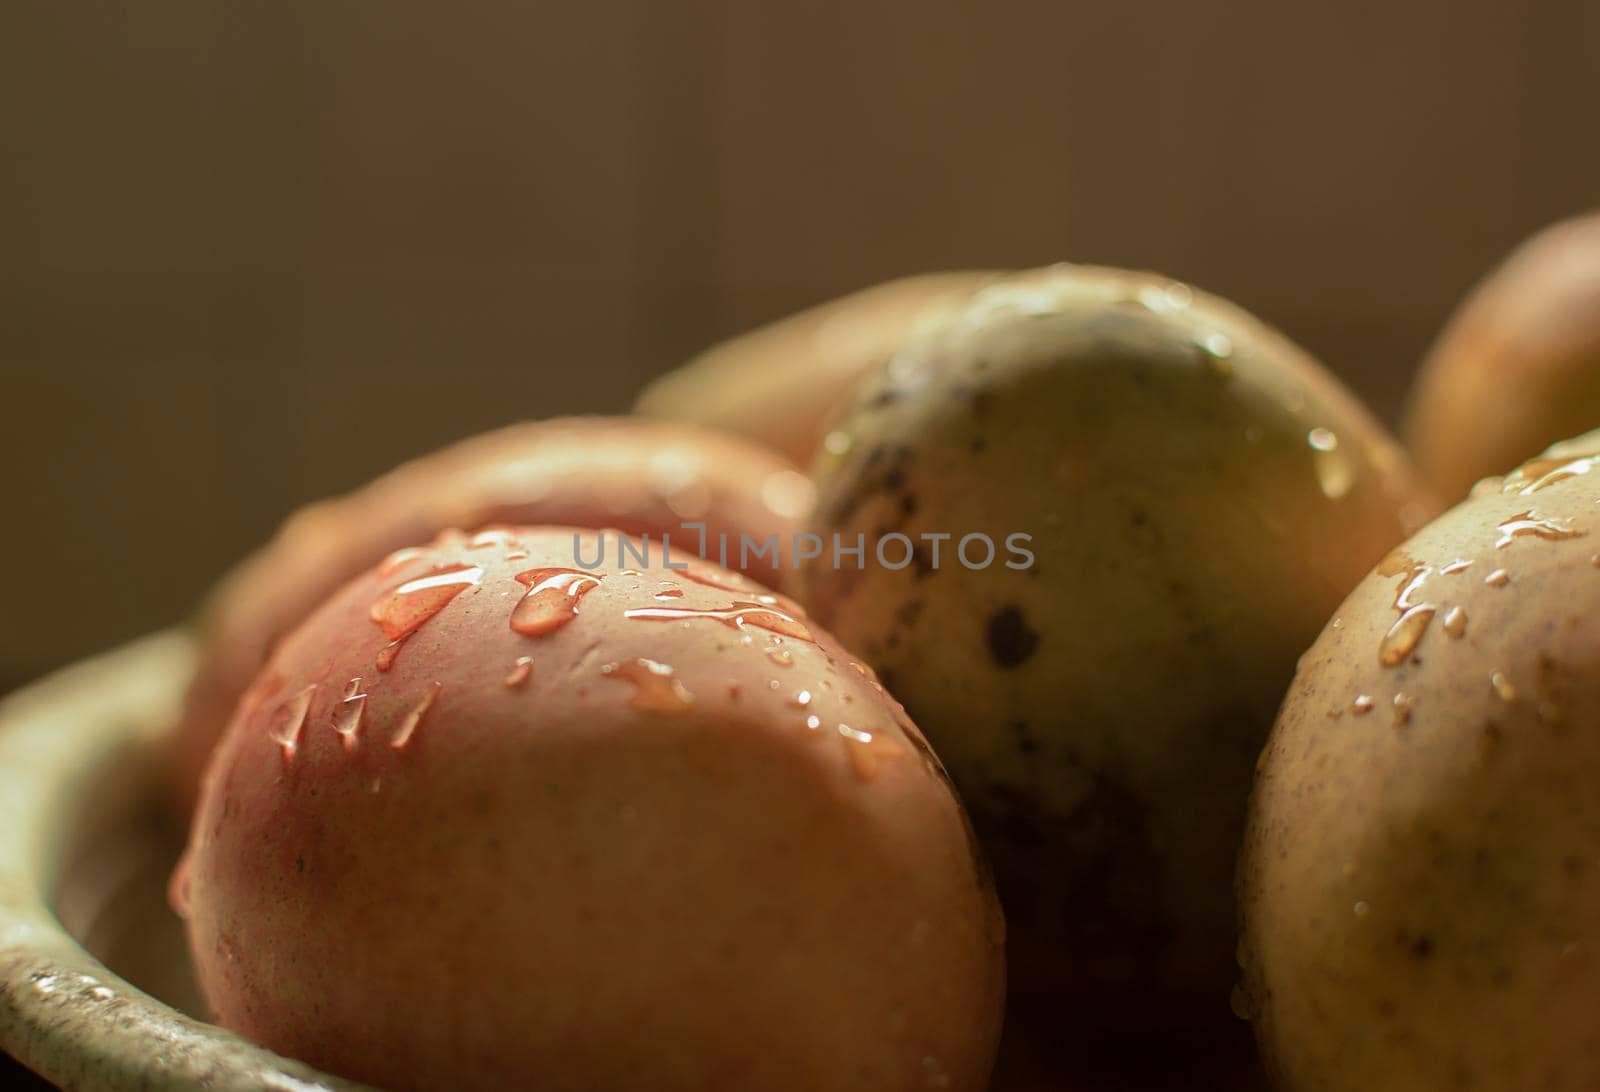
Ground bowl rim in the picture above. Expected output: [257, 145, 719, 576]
[0, 630, 370, 1091]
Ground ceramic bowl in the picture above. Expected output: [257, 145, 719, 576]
[0, 631, 367, 1090]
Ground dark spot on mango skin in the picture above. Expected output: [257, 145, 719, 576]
[893, 599, 925, 629]
[1396, 929, 1435, 961]
[986, 606, 1039, 668]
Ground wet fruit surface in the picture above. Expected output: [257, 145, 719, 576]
[182, 526, 1004, 1092]
[1241, 429, 1600, 1092]
[795, 265, 1439, 1082]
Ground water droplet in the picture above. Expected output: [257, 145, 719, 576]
[601, 658, 695, 713]
[1442, 605, 1467, 638]
[823, 430, 853, 456]
[369, 563, 484, 641]
[1379, 604, 1436, 666]
[787, 689, 813, 708]
[1196, 332, 1234, 377]
[836, 722, 904, 782]
[89, 986, 114, 1001]
[1441, 559, 1473, 575]
[1139, 280, 1192, 313]
[805, 714, 821, 730]
[1353, 900, 1371, 917]
[1377, 563, 1436, 666]
[376, 637, 407, 672]
[510, 568, 604, 636]
[377, 546, 431, 577]
[654, 583, 684, 600]
[333, 678, 367, 750]
[391, 681, 442, 749]
[504, 656, 533, 688]
[673, 563, 807, 615]
[504, 549, 529, 561]
[1495, 510, 1584, 550]
[624, 600, 813, 641]
[765, 638, 794, 667]
[1308, 428, 1353, 499]
[267, 684, 317, 761]
[1351, 694, 1374, 715]
[1485, 568, 1510, 586]
[1391, 692, 1415, 727]
[1490, 671, 1517, 703]
[468, 527, 520, 550]
[1500, 453, 1600, 495]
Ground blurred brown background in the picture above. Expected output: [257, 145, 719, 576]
[1, 0, 1596, 696]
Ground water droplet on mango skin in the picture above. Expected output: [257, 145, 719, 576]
[1495, 510, 1584, 550]
[624, 601, 813, 642]
[510, 568, 604, 636]
[468, 527, 520, 550]
[333, 678, 367, 750]
[1442, 606, 1467, 638]
[370, 563, 484, 641]
[1379, 605, 1436, 666]
[675, 564, 808, 618]
[1391, 693, 1415, 727]
[268, 684, 317, 761]
[391, 682, 442, 749]
[836, 722, 905, 782]
[505, 656, 534, 688]
[1501, 453, 1600, 495]
[378, 546, 431, 577]
[601, 658, 694, 713]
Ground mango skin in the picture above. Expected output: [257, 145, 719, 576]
[182, 528, 1004, 1092]
[1240, 431, 1600, 1092]
[635, 273, 995, 465]
[169, 416, 812, 818]
[1407, 212, 1600, 503]
[795, 265, 1438, 1054]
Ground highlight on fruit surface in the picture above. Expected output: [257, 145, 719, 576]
[167, 416, 814, 817]
[1406, 210, 1600, 502]
[177, 526, 1005, 1092]
[792, 262, 1438, 1080]
[1239, 429, 1600, 1092]
[634, 272, 995, 464]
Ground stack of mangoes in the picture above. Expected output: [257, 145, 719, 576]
[172, 213, 1600, 1091]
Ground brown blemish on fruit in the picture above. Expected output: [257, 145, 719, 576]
[986, 606, 1039, 668]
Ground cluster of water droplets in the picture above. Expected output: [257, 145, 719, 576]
[258, 530, 905, 781]
[1348, 449, 1599, 724]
